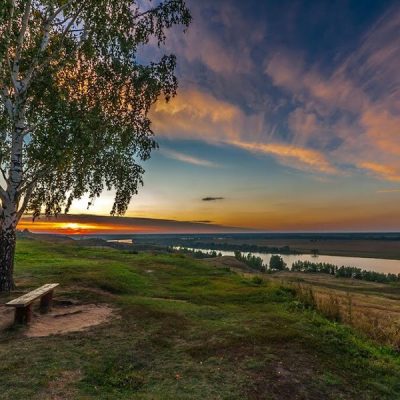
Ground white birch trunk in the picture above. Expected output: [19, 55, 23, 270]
[0, 115, 25, 292]
[0, 198, 18, 291]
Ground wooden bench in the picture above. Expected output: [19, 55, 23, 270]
[6, 283, 59, 325]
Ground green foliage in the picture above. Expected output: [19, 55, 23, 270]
[0, 0, 191, 217]
[269, 255, 287, 271]
[234, 251, 266, 271]
[169, 240, 295, 255]
[292, 260, 400, 283]
[175, 247, 221, 259]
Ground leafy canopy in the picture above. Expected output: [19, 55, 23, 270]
[0, 0, 191, 217]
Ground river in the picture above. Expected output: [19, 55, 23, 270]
[176, 247, 400, 274]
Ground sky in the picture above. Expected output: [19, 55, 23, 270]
[24, 0, 400, 233]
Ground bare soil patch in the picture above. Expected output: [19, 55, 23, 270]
[1, 297, 117, 337]
[26, 304, 117, 337]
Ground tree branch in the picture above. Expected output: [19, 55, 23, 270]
[16, 161, 53, 219]
[48, 0, 79, 23]
[18, 161, 51, 194]
[21, 2, 86, 93]
[0, 165, 9, 198]
[134, 4, 163, 19]
[20, 122, 38, 137]
[17, 184, 34, 220]
[0, 86, 14, 118]
[0, 164, 8, 181]
[0, 188, 6, 206]
[12, 0, 32, 92]
[0, 155, 7, 201]
[20, 22, 52, 93]
[0, 1, 16, 90]
[61, 4, 85, 38]
[0, 1, 15, 60]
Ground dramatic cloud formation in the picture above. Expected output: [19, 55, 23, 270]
[149, 1, 400, 183]
[263, 4, 400, 181]
[36, 1, 400, 233]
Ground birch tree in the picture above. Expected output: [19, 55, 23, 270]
[0, 0, 191, 291]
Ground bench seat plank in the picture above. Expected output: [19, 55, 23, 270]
[6, 283, 59, 308]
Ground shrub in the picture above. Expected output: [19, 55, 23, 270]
[251, 276, 264, 285]
[269, 255, 287, 271]
[234, 251, 266, 272]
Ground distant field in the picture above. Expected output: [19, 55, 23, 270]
[214, 237, 400, 259]
[1, 238, 400, 399]
[120, 232, 400, 260]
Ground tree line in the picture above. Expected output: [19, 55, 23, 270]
[292, 261, 400, 283]
[234, 252, 287, 272]
[177, 247, 399, 285]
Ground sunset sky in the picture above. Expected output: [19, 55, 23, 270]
[24, 0, 400, 234]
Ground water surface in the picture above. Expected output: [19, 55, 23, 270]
[178, 247, 400, 274]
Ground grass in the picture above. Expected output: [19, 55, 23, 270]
[285, 281, 400, 350]
[267, 271, 400, 349]
[0, 237, 400, 399]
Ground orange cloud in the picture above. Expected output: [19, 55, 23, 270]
[151, 4, 400, 185]
[360, 107, 400, 154]
[232, 141, 338, 175]
[151, 89, 247, 142]
[264, 6, 400, 185]
[359, 162, 400, 182]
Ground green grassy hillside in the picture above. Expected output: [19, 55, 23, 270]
[1, 238, 400, 399]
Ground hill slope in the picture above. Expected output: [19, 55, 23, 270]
[0, 237, 400, 399]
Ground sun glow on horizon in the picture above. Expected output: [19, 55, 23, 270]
[17, 220, 161, 235]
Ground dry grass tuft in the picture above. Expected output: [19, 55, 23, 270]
[287, 282, 400, 350]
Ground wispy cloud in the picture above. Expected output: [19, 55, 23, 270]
[149, 2, 400, 184]
[264, 5, 400, 182]
[160, 148, 219, 168]
[166, 1, 264, 75]
[376, 189, 400, 193]
[360, 162, 400, 182]
[231, 141, 338, 175]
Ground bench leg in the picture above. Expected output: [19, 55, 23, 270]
[14, 304, 32, 325]
[40, 290, 54, 314]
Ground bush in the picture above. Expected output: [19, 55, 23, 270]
[251, 276, 264, 285]
[269, 255, 287, 271]
[234, 251, 266, 272]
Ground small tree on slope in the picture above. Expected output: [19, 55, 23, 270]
[0, 0, 191, 291]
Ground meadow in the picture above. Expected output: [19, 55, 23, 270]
[1, 237, 400, 399]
